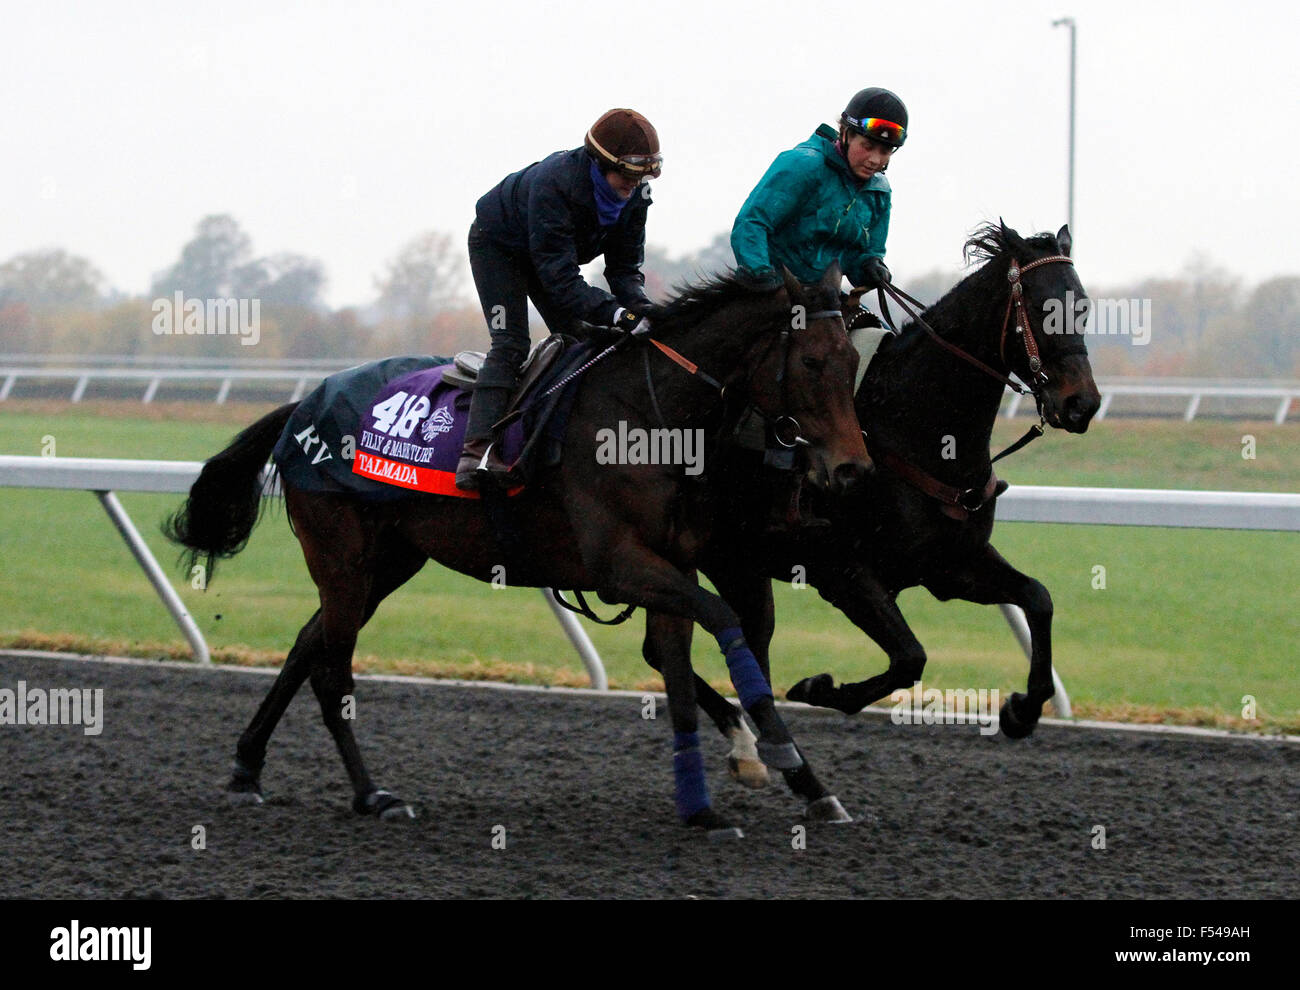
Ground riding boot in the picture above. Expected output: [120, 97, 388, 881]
[455, 385, 513, 491]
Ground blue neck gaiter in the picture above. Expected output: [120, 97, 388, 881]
[590, 161, 631, 226]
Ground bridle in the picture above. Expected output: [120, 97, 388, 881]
[876, 252, 1077, 404]
[864, 251, 1085, 517]
[998, 254, 1087, 386]
[642, 305, 845, 450]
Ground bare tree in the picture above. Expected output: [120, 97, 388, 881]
[373, 231, 468, 324]
[0, 248, 106, 308]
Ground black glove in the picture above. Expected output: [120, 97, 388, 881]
[612, 308, 652, 336]
[862, 257, 892, 289]
[738, 267, 783, 291]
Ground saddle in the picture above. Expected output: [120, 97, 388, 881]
[443, 334, 569, 419]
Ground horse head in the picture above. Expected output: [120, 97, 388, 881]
[986, 220, 1101, 433]
[747, 264, 870, 493]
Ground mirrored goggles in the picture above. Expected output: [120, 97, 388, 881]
[845, 116, 905, 146]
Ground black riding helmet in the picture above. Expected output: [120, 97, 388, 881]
[840, 87, 908, 148]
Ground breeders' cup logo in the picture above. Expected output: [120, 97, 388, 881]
[420, 406, 455, 441]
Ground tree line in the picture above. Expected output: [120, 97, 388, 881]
[1, 214, 1295, 378]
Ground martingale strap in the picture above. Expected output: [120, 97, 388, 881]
[550, 587, 637, 625]
[875, 447, 1004, 518]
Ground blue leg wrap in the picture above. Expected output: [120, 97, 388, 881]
[715, 627, 773, 710]
[672, 731, 709, 820]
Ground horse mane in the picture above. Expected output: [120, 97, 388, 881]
[649, 269, 782, 334]
[963, 223, 1062, 266]
[883, 223, 1062, 346]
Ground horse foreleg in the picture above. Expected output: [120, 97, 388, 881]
[704, 563, 848, 820]
[593, 541, 813, 832]
[642, 607, 765, 789]
[923, 544, 1054, 738]
[786, 563, 928, 716]
[643, 610, 743, 839]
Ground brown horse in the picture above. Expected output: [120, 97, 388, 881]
[164, 265, 869, 836]
[642, 222, 1102, 805]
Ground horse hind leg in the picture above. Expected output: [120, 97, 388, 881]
[309, 538, 429, 820]
[226, 609, 323, 805]
[244, 489, 425, 818]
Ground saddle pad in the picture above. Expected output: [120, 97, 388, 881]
[350, 363, 525, 497]
[271, 356, 523, 502]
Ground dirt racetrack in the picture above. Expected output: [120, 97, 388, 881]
[1, 651, 1295, 899]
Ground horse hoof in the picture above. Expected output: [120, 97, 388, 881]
[787, 673, 832, 706]
[354, 789, 415, 820]
[756, 739, 804, 771]
[686, 807, 744, 840]
[707, 826, 745, 841]
[804, 795, 853, 824]
[225, 788, 264, 807]
[999, 697, 1036, 740]
[727, 755, 771, 789]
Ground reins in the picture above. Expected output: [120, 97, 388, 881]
[557, 300, 840, 625]
[859, 252, 1076, 516]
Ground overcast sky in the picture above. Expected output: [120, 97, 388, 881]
[4, 0, 1297, 308]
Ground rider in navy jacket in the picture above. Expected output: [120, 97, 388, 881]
[457, 109, 662, 489]
[474, 148, 653, 327]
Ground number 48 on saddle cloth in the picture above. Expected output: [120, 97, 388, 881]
[351, 364, 527, 498]
[271, 350, 587, 502]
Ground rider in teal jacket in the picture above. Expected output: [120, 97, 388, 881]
[732, 87, 907, 291]
[731, 87, 908, 531]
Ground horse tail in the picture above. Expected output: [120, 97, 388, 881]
[162, 402, 298, 583]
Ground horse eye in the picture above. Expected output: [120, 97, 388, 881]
[801, 356, 824, 373]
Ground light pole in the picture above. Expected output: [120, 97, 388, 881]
[1052, 16, 1076, 237]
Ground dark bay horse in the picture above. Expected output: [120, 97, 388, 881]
[164, 266, 869, 835]
[643, 222, 1102, 805]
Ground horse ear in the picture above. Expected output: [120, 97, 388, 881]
[998, 217, 1024, 253]
[781, 265, 803, 301]
[820, 262, 842, 294]
[1056, 224, 1072, 257]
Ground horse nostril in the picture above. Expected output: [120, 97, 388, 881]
[1063, 391, 1098, 429]
[833, 462, 866, 492]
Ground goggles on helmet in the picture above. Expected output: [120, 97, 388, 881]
[586, 130, 663, 178]
[843, 115, 905, 147]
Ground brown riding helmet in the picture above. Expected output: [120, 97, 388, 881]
[584, 109, 662, 179]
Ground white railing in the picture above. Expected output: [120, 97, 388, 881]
[1000, 379, 1298, 425]
[3, 364, 1297, 422]
[0, 455, 605, 689]
[3, 455, 1299, 715]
